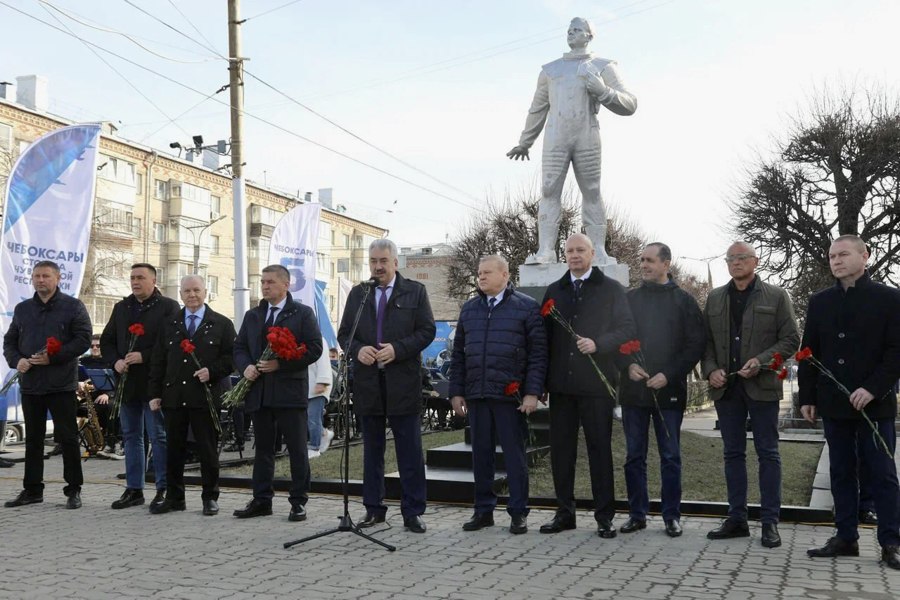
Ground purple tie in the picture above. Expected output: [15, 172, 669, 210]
[376, 286, 389, 345]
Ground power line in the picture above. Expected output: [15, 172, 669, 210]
[165, 0, 221, 56]
[36, 2, 193, 141]
[122, 0, 220, 57]
[242, 0, 304, 23]
[0, 1, 483, 213]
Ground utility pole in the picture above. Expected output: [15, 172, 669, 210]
[228, 0, 249, 329]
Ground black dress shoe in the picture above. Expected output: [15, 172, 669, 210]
[619, 517, 647, 534]
[111, 489, 144, 510]
[66, 491, 82, 510]
[707, 520, 750, 540]
[233, 499, 273, 519]
[882, 545, 900, 570]
[859, 510, 878, 526]
[665, 519, 683, 537]
[202, 499, 219, 516]
[462, 512, 494, 531]
[288, 505, 307, 522]
[358, 511, 386, 528]
[761, 523, 781, 548]
[4, 490, 43, 508]
[403, 515, 426, 533]
[597, 519, 617, 539]
[539, 514, 576, 534]
[807, 536, 859, 558]
[509, 514, 527, 535]
[149, 490, 166, 510]
[149, 498, 186, 514]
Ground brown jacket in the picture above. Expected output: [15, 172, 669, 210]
[702, 277, 799, 402]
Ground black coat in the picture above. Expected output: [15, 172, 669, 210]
[449, 284, 547, 401]
[233, 293, 322, 412]
[337, 273, 436, 416]
[148, 306, 236, 409]
[542, 267, 636, 398]
[799, 273, 900, 420]
[99, 289, 180, 403]
[618, 278, 706, 411]
[3, 290, 92, 394]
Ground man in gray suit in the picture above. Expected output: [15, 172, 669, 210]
[702, 242, 799, 549]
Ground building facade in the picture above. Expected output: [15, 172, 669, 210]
[398, 243, 462, 321]
[0, 78, 386, 331]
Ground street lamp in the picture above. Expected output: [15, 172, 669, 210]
[174, 215, 227, 272]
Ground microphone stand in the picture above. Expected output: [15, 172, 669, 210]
[284, 282, 396, 552]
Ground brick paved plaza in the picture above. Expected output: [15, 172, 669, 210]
[1, 451, 899, 600]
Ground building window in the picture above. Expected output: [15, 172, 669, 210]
[210, 235, 220, 254]
[182, 182, 211, 206]
[133, 216, 142, 233]
[154, 179, 168, 200]
[329, 294, 335, 312]
[156, 267, 167, 290]
[330, 262, 335, 277]
[208, 275, 219, 295]
[98, 156, 136, 186]
[211, 195, 221, 215]
[152, 222, 166, 242]
[135, 172, 143, 193]
[343, 234, 350, 249]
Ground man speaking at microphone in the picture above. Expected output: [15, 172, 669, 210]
[338, 239, 436, 533]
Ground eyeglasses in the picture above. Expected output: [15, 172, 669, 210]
[724, 253, 756, 264]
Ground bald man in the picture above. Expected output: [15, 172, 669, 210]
[702, 242, 799, 548]
[539, 234, 635, 538]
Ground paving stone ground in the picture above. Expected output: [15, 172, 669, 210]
[1, 451, 899, 600]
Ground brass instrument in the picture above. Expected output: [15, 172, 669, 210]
[77, 380, 105, 456]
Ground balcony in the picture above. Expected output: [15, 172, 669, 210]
[166, 240, 210, 267]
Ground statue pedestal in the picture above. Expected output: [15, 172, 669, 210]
[516, 261, 630, 302]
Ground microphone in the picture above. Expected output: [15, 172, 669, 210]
[360, 277, 378, 287]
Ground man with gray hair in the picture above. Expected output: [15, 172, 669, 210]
[147, 275, 236, 516]
[508, 17, 637, 264]
[450, 255, 547, 534]
[338, 239, 436, 533]
[702, 241, 799, 548]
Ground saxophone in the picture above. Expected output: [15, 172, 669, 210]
[77, 380, 105, 456]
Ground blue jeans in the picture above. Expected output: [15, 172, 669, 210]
[120, 401, 167, 491]
[622, 405, 684, 521]
[823, 416, 900, 547]
[307, 396, 326, 451]
[715, 396, 781, 524]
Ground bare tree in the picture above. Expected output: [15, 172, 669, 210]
[733, 85, 900, 317]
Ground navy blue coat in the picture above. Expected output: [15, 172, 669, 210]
[233, 292, 323, 412]
[799, 273, 900, 420]
[449, 284, 547, 401]
[3, 289, 92, 394]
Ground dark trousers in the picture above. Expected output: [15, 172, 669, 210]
[858, 431, 876, 513]
[715, 396, 781, 524]
[251, 406, 309, 508]
[361, 412, 426, 518]
[549, 394, 614, 521]
[22, 391, 83, 496]
[467, 399, 529, 516]
[164, 407, 219, 502]
[823, 416, 900, 547]
[622, 405, 684, 521]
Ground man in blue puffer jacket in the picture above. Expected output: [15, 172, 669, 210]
[450, 255, 548, 535]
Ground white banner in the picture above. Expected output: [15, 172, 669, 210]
[268, 202, 322, 308]
[0, 124, 100, 330]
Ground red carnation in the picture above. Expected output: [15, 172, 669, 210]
[770, 352, 784, 370]
[128, 323, 145, 337]
[795, 347, 813, 361]
[45, 336, 62, 356]
[504, 381, 521, 397]
[540, 299, 555, 318]
[180, 339, 196, 354]
[619, 340, 641, 355]
[776, 367, 788, 380]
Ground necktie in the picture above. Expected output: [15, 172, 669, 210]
[573, 279, 583, 301]
[376, 286, 389, 345]
[488, 297, 496, 313]
[187, 314, 198, 337]
[265, 306, 277, 329]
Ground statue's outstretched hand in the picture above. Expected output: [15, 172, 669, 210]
[506, 146, 530, 161]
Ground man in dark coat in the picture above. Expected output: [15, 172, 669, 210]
[3, 260, 92, 509]
[800, 235, 900, 570]
[618, 243, 705, 538]
[540, 233, 636, 538]
[338, 239, 436, 533]
[702, 242, 799, 549]
[450, 255, 547, 534]
[147, 275, 235, 516]
[100, 263, 180, 511]
[232, 265, 322, 521]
